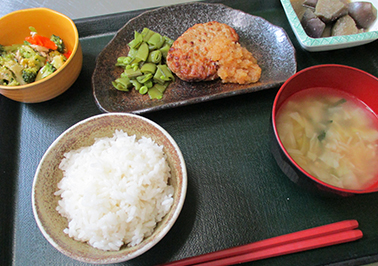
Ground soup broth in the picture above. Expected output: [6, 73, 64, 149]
[276, 87, 378, 190]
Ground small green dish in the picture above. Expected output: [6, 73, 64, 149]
[280, 0, 378, 52]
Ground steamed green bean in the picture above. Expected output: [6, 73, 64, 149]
[158, 64, 174, 80]
[128, 31, 143, 49]
[141, 28, 155, 42]
[130, 79, 142, 91]
[139, 86, 148, 95]
[112, 27, 175, 98]
[159, 44, 170, 58]
[147, 50, 162, 64]
[112, 77, 131, 91]
[147, 33, 165, 50]
[140, 63, 157, 74]
[134, 42, 149, 63]
[124, 68, 142, 78]
[148, 83, 168, 99]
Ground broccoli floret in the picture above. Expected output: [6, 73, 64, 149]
[22, 53, 46, 69]
[0, 48, 15, 65]
[50, 35, 65, 53]
[0, 45, 4, 54]
[22, 68, 38, 83]
[35, 62, 56, 81]
[18, 45, 36, 59]
[15, 45, 46, 69]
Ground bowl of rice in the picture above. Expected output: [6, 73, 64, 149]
[32, 113, 187, 264]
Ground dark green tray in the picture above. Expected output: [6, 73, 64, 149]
[2, 0, 378, 265]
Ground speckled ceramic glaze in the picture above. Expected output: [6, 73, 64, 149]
[32, 113, 187, 264]
[0, 8, 82, 103]
[92, 2, 297, 113]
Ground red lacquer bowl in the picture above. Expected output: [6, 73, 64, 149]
[271, 64, 378, 196]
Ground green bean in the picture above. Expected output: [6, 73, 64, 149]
[139, 86, 148, 94]
[128, 48, 138, 59]
[155, 83, 168, 93]
[130, 79, 142, 91]
[134, 42, 149, 63]
[163, 36, 174, 46]
[117, 56, 129, 63]
[136, 73, 153, 84]
[112, 77, 131, 91]
[154, 64, 174, 84]
[147, 50, 162, 64]
[158, 64, 175, 81]
[148, 83, 167, 99]
[148, 86, 162, 99]
[147, 32, 165, 50]
[120, 71, 129, 79]
[128, 31, 143, 49]
[113, 27, 175, 98]
[153, 66, 165, 85]
[141, 28, 155, 42]
[124, 68, 142, 78]
[140, 62, 157, 74]
[159, 44, 170, 58]
[144, 80, 153, 89]
[115, 56, 132, 66]
[160, 75, 171, 81]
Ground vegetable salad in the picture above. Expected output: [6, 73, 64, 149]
[0, 27, 70, 86]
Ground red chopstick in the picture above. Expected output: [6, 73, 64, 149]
[159, 220, 362, 266]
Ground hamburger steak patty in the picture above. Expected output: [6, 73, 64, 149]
[167, 21, 239, 82]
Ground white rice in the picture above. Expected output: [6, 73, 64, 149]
[54, 130, 174, 251]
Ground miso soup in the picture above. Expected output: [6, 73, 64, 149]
[276, 87, 378, 190]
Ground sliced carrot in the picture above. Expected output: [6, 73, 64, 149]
[63, 50, 72, 59]
[25, 34, 57, 50]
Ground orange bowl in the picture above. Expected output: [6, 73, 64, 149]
[0, 8, 82, 103]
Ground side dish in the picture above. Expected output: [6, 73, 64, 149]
[167, 21, 261, 84]
[111, 22, 262, 100]
[292, 0, 377, 38]
[276, 87, 378, 190]
[112, 28, 175, 99]
[0, 27, 70, 86]
[55, 130, 174, 251]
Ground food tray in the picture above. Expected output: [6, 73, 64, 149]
[2, 0, 378, 265]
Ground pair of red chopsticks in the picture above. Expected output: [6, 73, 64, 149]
[159, 220, 362, 266]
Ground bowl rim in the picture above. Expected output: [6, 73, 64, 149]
[31, 112, 188, 263]
[0, 7, 80, 91]
[272, 64, 378, 194]
[280, 0, 378, 51]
